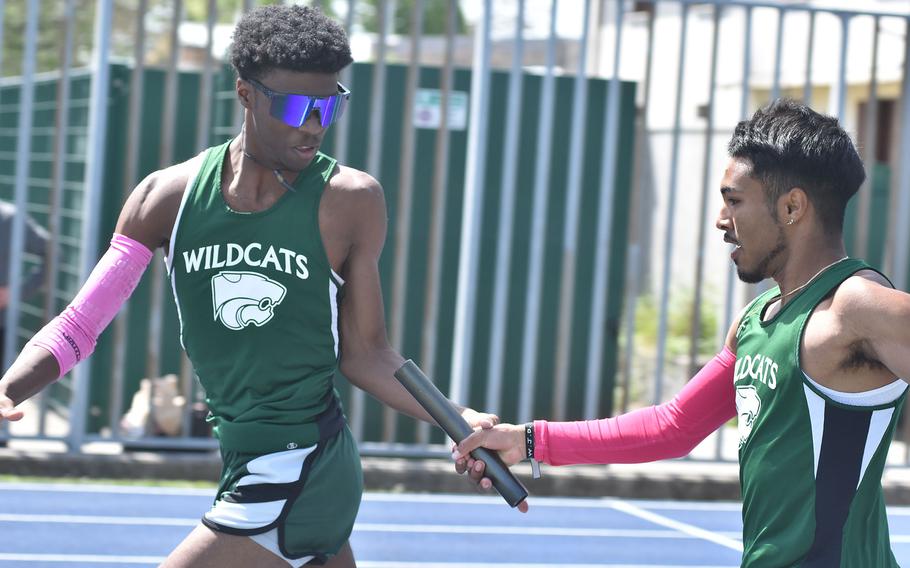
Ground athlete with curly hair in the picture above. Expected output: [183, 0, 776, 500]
[0, 5, 497, 567]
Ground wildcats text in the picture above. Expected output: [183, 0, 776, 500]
[182, 243, 309, 280]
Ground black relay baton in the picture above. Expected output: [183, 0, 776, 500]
[394, 359, 528, 508]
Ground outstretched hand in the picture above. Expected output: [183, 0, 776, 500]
[0, 395, 24, 423]
[452, 422, 530, 513]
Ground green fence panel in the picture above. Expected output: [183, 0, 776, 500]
[324, 64, 637, 442]
[2, 61, 636, 443]
[844, 162, 892, 273]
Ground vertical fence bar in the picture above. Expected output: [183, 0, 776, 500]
[148, 0, 183, 383]
[653, 2, 689, 405]
[366, 0, 390, 178]
[890, 18, 910, 293]
[803, 11, 815, 104]
[449, 0, 492, 405]
[109, 0, 149, 439]
[45, 0, 76, 325]
[69, 0, 114, 450]
[0, 0, 12, 440]
[620, 1, 657, 414]
[232, 0, 253, 132]
[552, 0, 592, 421]
[584, 0, 625, 419]
[384, 0, 424, 442]
[484, 0, 525, 417]
[3, 0, 40, 374]
[832, 14, 850, 121]
[417, 0, 458, 444]
[234, 0, 255, 132]
[855, 16, 879, 260]
[196, 0, 217, 151]
[770, 8, 784, 101]
[688, 4, 721, 378]
[41, 0, 78, 437]
[181, 0, 219, 439]
[0, 0, 5, 78]
[722, 5, 752, 344]
[351, 0, 390, 442]
[517, 0, 560, 424]
[333, 0, 357, 166]
[143, 0, 183, 438]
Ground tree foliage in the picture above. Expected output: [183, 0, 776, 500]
[359, 0, 466, 36]
[0, 0, 463, 77]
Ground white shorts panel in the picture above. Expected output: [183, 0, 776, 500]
[204, 498, 287, 530]
[250, 528, 314, 567]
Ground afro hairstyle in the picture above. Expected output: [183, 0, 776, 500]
[229, 4, 353, 81]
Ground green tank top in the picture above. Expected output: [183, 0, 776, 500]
[167, 140, 344, 452]
[735, 258, 905, 567]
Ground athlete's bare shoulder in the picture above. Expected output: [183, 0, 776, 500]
[324, 165, 387, 237]
[115, 152, 208, 252]
[829, 269, 894, 313]
[824, 268, 901, 346]
[327, 164, 383, 200]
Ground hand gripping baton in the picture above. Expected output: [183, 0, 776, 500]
[394, 359, 528, 508]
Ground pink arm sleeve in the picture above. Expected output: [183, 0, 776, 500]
[535, 346, 736, 466]
[27, 234, 154, 378]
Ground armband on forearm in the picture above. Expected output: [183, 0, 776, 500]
[525, 422, 541, 479]
[27, 234, 153, 378]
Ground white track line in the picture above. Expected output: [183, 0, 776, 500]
[0, 553, 164, 564]
[610, 501, 744, 552]
[0, 513, 196, 526]
[0, 482, 214, 496]
[355, 523, 739, 538]
[356, 563, 737, 568]
[0, 514, 744, 539]
[0, 558, 736, 568]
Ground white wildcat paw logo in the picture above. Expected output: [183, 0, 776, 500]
[735, 385, 762, 448]
[211, 271, 287, 331]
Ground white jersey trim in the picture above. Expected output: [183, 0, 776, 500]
[803, 384, 826, 478]
[859, 408, 894, 488]
[803, 372, 907, 407]
[165, 155, 205, 350]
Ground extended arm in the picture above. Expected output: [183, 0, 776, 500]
[535, 347, 736, 465]
[0, 164, 187, 420]
[454, 347, 737, 468]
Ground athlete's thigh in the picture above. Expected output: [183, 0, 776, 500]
[160, 523, 290, 568]
[322, 541, 355, 568]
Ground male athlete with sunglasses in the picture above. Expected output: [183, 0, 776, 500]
[0, 5, 497, 567]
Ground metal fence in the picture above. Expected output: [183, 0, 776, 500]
[3, 0, 910, 464]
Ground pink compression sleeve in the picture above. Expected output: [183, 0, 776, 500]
[534, 347, 737, 466]
[27, 234, 154, 378]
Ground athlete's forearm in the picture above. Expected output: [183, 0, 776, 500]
[340, 347, 435, 423]
[1, 235, 153, 407]
[0, 347, 61, 405]
[535, 347, 737, 466]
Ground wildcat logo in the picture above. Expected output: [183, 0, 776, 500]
[735, 385, 762, 448]
[212, 271, 287, 331]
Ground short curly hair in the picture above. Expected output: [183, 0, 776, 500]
[229, 5, 353, 81]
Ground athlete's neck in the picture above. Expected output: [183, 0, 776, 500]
[231, 136, 298, 196]
[774, 242, 848, 305]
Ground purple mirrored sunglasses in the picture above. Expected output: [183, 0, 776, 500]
[246, 77, 351, 128]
